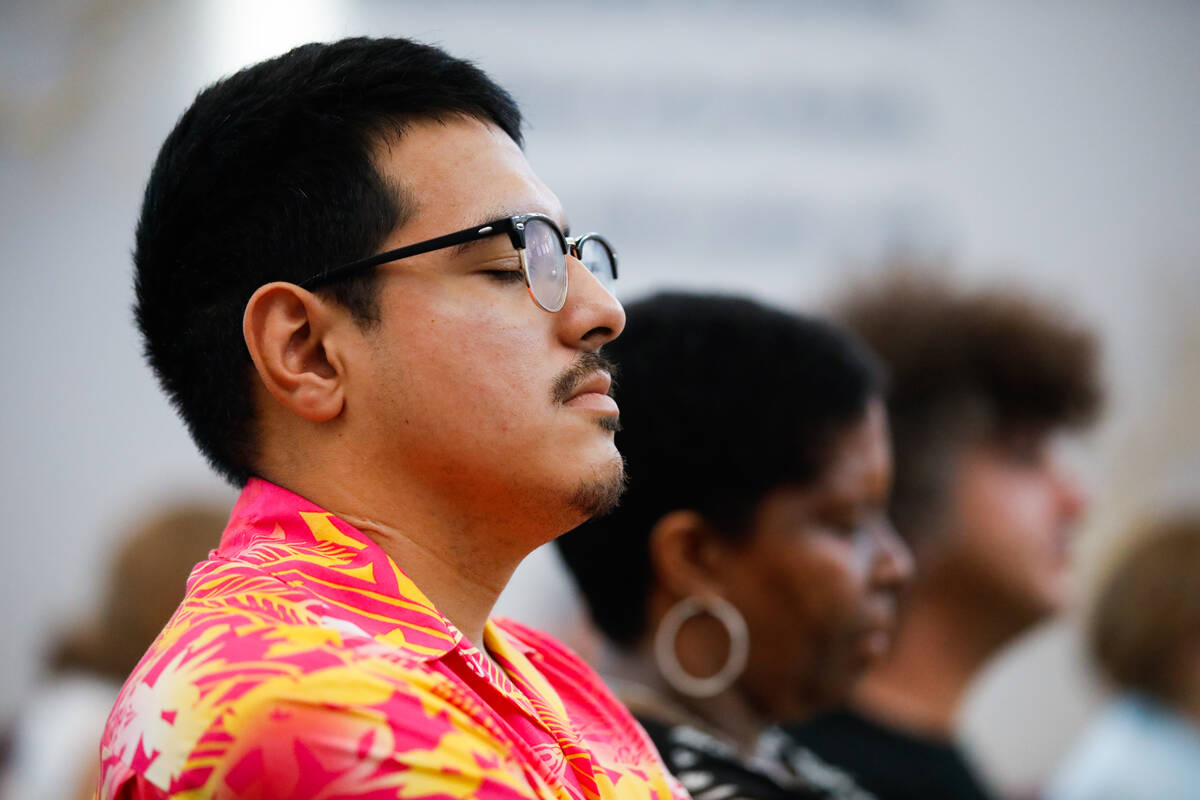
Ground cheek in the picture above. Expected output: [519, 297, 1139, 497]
[735, 540, 871, 714]
[950, 479, 1072, 613]
[397, 312, 544, 414]
[960, 475, 1059, 558]
[743, 539, 868, 641]
[363, 318, 556, 478]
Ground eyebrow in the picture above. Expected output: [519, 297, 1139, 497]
[452, 235, 496, 258]
[450, 210, 571, 256]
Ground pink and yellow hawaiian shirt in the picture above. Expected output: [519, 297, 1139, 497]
[98, 479, 687, 800]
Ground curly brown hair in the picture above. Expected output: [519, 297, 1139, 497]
[835, 269, 1103, 549]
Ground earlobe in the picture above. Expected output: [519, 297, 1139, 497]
[243, 282, 346, 423]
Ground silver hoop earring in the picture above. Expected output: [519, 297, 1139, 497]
[653, 595, 749, 698]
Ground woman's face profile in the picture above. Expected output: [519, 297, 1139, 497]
[716, 399, 913, 721]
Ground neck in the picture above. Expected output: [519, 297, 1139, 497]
[267, 468, 547, 649]
[342, 511, 517, 648]
[602, 644, 770, 757]
[853, 580, 1019, 739]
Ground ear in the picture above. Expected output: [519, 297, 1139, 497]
[243, 282, 348, 423]
[648, 510, 731, 599]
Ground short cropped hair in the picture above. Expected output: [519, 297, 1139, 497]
[1090, 515, 1200, 704]
[835, 270, 1102, 548]
[555, 292, 885, 648]
[134, 37, 522, 484]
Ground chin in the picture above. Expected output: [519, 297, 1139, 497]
[1037, 588, 1071, 619]
[568, 454, 627, 518]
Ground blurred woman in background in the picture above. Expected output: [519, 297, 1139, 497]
[0, 503, 227, 800]
[1047, 513, 1200, 800]
[556, 292, 912, 800]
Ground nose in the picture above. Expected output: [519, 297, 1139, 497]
[872, 518, 914, 589]
[557, 256, 625, 350]
[1054, 463, 1088, 523]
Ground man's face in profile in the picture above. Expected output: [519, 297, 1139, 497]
[343, 116, 627, 536]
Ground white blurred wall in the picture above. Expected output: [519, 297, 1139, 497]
[2, 0, 1197, 794]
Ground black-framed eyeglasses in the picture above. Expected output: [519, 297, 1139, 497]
[300, 213, 618, 312]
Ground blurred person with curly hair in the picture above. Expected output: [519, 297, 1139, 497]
[788, 271, 1104, 800]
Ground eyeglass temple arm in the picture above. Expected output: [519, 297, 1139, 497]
[301, 219, 515, 289]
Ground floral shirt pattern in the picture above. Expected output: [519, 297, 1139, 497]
[98, 479, 687, 800]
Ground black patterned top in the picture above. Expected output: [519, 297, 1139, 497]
[638, 715, 878, 800]
[786, 709, 996, 800]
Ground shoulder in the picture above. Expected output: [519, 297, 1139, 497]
[100, 638, 526, 799]
[100, 566, 512, 798]
[1047, 697, 1200, 800]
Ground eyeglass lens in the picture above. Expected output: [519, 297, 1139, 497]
[577, 237, 616, 290]
[523, 218, 568, 312]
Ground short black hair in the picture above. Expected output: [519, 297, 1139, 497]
[835, 269, 1103, 549]
[555, 292, 885, 648]
[134, 37, 523, 484]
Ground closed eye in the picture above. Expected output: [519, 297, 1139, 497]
[483, 268, 526, 284]
[833, 521, 865, 538]
[474, 252, 525, 283]
[823, 507, 869, 538]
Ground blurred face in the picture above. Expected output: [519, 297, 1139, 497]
[348, 117, 627, 536]
[937, 429, 1087, 626]
[719, 400, 913, 721]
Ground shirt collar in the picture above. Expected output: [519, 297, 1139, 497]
[217, 477, 462, 660]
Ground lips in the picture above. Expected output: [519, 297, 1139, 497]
[569, 371, 611, 399]
[859, 627, 893, 660]
[564, 370, 619, 413]
[867, 599, 898, 633]
[857, 601, 899, 659]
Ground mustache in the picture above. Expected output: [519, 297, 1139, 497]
[551, 350, 618, 406]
